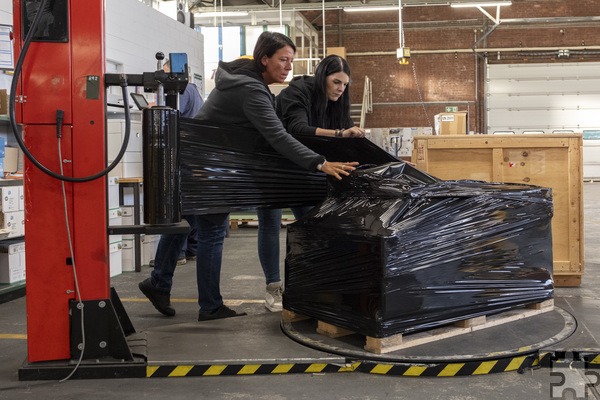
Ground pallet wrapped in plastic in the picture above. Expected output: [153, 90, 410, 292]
[284, 162, 554, 338]
[178, 119, 397, 214]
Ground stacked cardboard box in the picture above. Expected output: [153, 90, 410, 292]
[0, 239, 25, 284]
[0, 185, 24, 238]
[434, 112, 467, 135]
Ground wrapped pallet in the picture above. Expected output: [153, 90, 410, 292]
[284, 162, 554, 338]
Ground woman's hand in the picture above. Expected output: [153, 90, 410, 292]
[320, 161, 359, 180]
[342, 127, 366, 138]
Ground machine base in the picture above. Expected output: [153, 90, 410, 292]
[18, 357, 147, 381]
[18, 304, 599, 380]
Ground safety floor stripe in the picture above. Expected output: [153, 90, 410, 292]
[145, 352, 600, 378]
[0, 334, 27, 339]
[147, 362, 360, 378]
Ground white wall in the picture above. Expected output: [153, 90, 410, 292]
[0, 0, 12, 25]
[0, 0, 204, 96]
[487, 62, 600, 179]
[106, 0, 204, 96]
[486, 62, 600, 134]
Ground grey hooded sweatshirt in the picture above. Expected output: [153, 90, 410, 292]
[196, 59, 325, 172]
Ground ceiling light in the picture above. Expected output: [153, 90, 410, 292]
[451, 1, 511, 7]
[343, 6, 401, 12]
[195, 11, 249, 17]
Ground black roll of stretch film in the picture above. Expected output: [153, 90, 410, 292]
[143, 107, 181, 225]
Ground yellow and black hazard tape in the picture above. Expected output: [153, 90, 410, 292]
[146, 351, 600, 378]
[538, 350, 600, 369]
[358, 354, 541, 377]
[587, 354, 600, 367]
[147, 362, 360, 378]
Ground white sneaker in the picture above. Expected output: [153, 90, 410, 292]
[265, 282, 283, 312]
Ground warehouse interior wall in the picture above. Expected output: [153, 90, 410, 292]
[0, 0, 205, 101]
[301, 0, 600, 133]
[0, 1, 11, 25]
[105, 0, 205, 99]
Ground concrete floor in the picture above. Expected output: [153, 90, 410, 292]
[0, 183, 598, 400]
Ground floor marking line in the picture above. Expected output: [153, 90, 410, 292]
[0, 334, 27, 340]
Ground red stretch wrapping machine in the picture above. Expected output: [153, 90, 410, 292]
[13, 0, 110, 362]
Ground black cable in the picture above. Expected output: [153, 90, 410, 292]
[9, 0, 131, 182]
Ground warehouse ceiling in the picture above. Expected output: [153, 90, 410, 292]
[187, 0, 511, 12]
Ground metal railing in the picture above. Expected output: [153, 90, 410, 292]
[352, 75, 373, 128]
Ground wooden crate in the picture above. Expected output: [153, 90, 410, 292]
[412, 134, 584, 287]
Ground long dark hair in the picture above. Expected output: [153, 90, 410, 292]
[253, 31, 296, 73]
[310, 55, 353, 129]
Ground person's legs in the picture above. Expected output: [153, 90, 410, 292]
[195, 213, 245, 321]
[139, 230, 187, 316]
[150, 233, 187, 291]
[140, 214, 200, 316]
[179, 238, 187, 260]
[179, 215, 198, 261]
[256, 208, 283, 284]
[185, 223, 198, 260]
[257, 208, 285, 312]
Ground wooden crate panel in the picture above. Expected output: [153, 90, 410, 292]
[412, 134, 583, 286]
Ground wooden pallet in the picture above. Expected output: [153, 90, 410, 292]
[283, 299, 554, 354]
[229, 216, 297, 229]
[229, 219, 257, 229]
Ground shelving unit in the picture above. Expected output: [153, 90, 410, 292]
[0, 178, 25, 303]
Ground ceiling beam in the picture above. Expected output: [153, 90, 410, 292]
[191, 0, 455, 13]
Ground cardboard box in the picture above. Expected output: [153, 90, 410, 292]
[0, 252, 23, 283]
[108, 208, 123, 244]
[327, 47, 346, 58]
[435, 112, 467, 135]
[109, 241, 123, 278]
[108, 177, 120, 209]
[142, 239, 157, 266]
[121, 243, 134, 272]
[0, 210, 24, 237]
[18, 185, 24, 211]
[0, 240, 26, 284]
[0, 187, 19, 212]
[412, 133, 584, 286]
[3, 147, 18, 173]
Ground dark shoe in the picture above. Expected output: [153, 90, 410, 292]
[198, 305, 247, 321]
[138, 278, 176, 317]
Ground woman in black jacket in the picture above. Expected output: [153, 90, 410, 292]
[276, 54, 366, 138]
[255, 55, 367, 312]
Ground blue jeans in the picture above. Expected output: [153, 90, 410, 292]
[179, 226, 198, 258]
[195, 213, 229, 312]
[151, 214, 198, 292]
[256, 207, 312, 285]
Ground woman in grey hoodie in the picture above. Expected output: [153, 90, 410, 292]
[192, 32, 358, 320]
